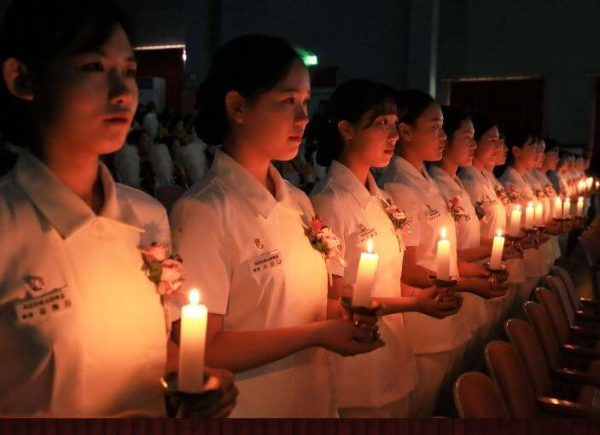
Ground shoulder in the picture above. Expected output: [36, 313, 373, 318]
[116, 182, 167, 219]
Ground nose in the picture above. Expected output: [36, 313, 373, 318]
[108, 68, 136, 107]
[389, 125, 400, 143]
[438, 128, 448, 142]
[294, 103, 309, 127]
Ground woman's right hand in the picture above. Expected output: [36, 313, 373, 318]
[413, 286, 461, 319]
[316, 320, 385, 357]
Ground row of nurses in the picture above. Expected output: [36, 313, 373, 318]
[0, 0, 235, 417]
[169, 35, 383, 419]
[379, 91, 508, 417]
[499, 127, 552, 306]
[460, 122, 526, 336]
[310, 80, 460, 417]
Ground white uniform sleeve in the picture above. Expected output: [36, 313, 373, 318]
[180, 145, 207, 185]
[169, 196, 231, 315]
[383, 182, 421, 247]
[310, 193, 347, 277]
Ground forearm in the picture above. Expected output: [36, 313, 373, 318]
[401, 264, 435, 288]
[206, 322, 325, 373]
[458, 243, 492, 263]
[372, 296, 417, 315]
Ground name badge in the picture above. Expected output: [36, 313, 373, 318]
[424, 204, 441, 221]
[358, 225, 378, 245]
[251, 250, 283, 274]
[15, 286, 73, 324]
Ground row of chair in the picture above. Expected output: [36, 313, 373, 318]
[454, 266, 600, 418]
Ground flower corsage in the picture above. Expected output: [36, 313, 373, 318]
[305, 217, 348, 286]
[447, 197, 468, 222]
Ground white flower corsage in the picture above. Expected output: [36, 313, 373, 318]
[380, 198, 412, 236]
[305, 217, 347, 286]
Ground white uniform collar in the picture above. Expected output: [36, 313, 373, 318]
[212, 150, 303, 219]
[428, 164, 467, 196]
[13, 152, 143, 239]
[328, 161, 386, 209]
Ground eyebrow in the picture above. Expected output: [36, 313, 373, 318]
[278, 88, 311, 94]
[430, 117, 443, 121]
[91, 49, 138, 63]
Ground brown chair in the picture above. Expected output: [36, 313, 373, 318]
[579, 236, 600, 298]
[505, 317, 600, 408]
[525, 298, 600, 380]
[453, 372, 509, 418]
[535, 286, 600, 348]
[484, 340, 597, 418]
[155, 185, 186, 213]
[547, 272, 600, 325]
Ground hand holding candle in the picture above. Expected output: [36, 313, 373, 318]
[352, 239, 379, 307]
[436, 228, 451, 281]
[553, 197, 563, 219]
[489, 229, 505, 270]
[178, 289, 208, 393]
[563, 198, 571, 218]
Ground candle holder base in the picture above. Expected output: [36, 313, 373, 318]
[484, 262, 508, 283]
[520, 227, 537, 235]
[534, 225, 546, 231]
[339, 296, 380, 316]
[428, 275, 458, 287]
[505, 235, 524, 253]
[161, 372, 221, 418]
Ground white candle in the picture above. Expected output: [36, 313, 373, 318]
[553, 197, 563, 219]
[525, 202, 534, 229]
[352, 239, 379, 307]
[577, 196, 585, 217]
[509, 205, 522, 237]
[490, 229, 505, 270]
[178, 289, 207, 393]
[534, 203, 543, 226]
[436, 228, 451, 281]
[586, 177, 593, 191]
[563, 198, 571, 218]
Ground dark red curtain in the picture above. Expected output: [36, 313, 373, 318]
[135, 49, 185, 111]
[450, 78, 545, 134]
[1, 419, 597, 435]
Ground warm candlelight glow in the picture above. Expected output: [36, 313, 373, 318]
[189, 288, 200, 305]
[441, 227, 447, 240]
[497, 229, 503, 237]
[367, 239, 373, 254]
[516, 205, 521, 211]
[353, 239, 379, 307]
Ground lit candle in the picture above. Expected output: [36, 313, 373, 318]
[586, 177, 593, 191]
[553, 197, 563, 219]
[352, 239, 379, 307]
[178, 289, 207, 393]
[509, 205, 522, 237]
[525, 202, 535, 229]
[563, 198, 571, 218]
[534, 203, 543, 226]
[489, 229, 505, 270]
[595, 180, 599, 191]
[436, 228, 451, 281]
[578, 180, 585, 194]
[577, 196, 585, 217]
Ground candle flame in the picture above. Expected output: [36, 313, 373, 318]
[527, 202, 534, 208]
[497, 229, 503, 237]
[367, 239, 373, 254]
[578, 196, 584, 202]
[516, 205, 521, 211]
[440, 227, 447, 240]
[189, 289, 200, 305]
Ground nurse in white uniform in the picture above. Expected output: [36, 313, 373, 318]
[499, 127, 550, 306]
[460, 122, 525, 335]
[0, 0, 235, 417]
[430, 107, 514, 348]
[309, 80, 459, 418]
[380, 90, 505, 417]
[169, 35, 382, 419]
